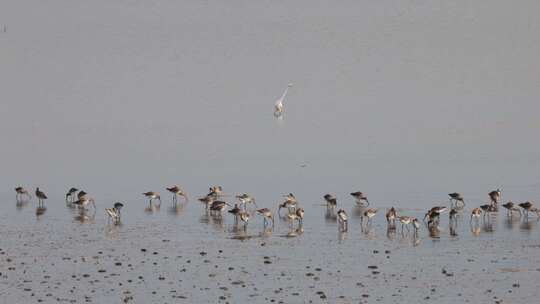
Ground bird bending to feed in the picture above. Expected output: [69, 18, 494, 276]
[256, 208, 275, 227]
[73, 197, 96, 211]
[66, 187, 78, 203]
[274, 83, 292, 117]
[337, 209, 348, 231]
[105, 202, 123, 224]
[77, 190, 88, 200]
[143, 192, 161, 206]
[35, 188, 47, 207]
[198, 195, 215, 209]
[236, 193, 256, 210]
[278, 193, 298, 214]
[287, 208, 304, 227]
[350, 191, 369, 206]
[424, 206, 447, 225]
[448, 192, 465, 208]
[449, 208, 458, 222]
[323, 194, 337, 208]
[361, 208, 377, 226]
[386, 207, 397, 225]
[228, 204, 242, 222]
[502, 201, 521, 216]
[15, 187, 31, 201]
[398, 216, 412, 232]
[238, 211, 250, 228]
[479, 204, 496, 217]
[209, 200, 229, 214]
[518, 201, 539, 218]
[166, 185, 187, 203]
[207, 186, 223, 198]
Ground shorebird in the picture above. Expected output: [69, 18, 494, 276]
[518, 201, 535, 218]
[470, 207, 482, 223]
[350, 191, 369, 206]
[209, 200, 229, 215]
[77, 190, 88, 200]
[142, 192, 161, 206]
[105, 202, 123, 224]
[424, 206, 447, 225]
[386, 207, 397, 226]
[479, 204, 497, 220]
[15, 187, 31, 201]
[72, 197, 96, 211]
[278, 193, 298, 215]
[66, 187, 78, 203]
[208, 186, 223, 198]
[198, 195, 215, 209]
[489, 189, 501, 205]
[236, 193, 256, 210]
[448, 192, 465, 208]
[502, 201, 521, 217]
[274, 83, 292, 117]
[398, 216, 412, 232]
[228, 204, 242, 222]
[166, 186, 187, 204]
[337, 209, 348, 231]
[238, 211, 250, 228]
[323, 194, 337, 208]
[412, 217, 421, 232]
[35, 188, 47, 207]
[287, 208, 304, 227]
[256, 208, 275, 227]
[361, 208, 377, 226]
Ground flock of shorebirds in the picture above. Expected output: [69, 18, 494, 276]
[12, 186, 540, 235]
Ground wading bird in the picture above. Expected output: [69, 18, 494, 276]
[236, 193, 256, 210]
[73, 197, 96, 211]
[470, 207, 482, 224]
[228, 204, 242, 223]
[278, 193, 298, 215]
[386, 207, 397, 226]
[105, 202, 123, 224]
[350, 191, 369, 206]
[35, 188, 47, 207]
[15, 187, 31, 201]
[166, 185, 188, 204]
[323, 194, 337, 208]
[337, 209, 348, 231]
[502, 201, 521, 217]
[448, 192, 465, 208]
[287, 208, 304, 227]
[256, 208, 275, 227]
[361, 208, 377, 226]
[519, 201, 535, 218]
[424, 206, 447, 225]
[66, 187, 78, 203]
[274, 83, 292, 117]
[398, 216, 412, 233]
[489, 189, 501, 205]
[142, 192, 161, 206]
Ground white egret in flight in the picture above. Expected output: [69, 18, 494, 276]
[274, 83, 293, 117]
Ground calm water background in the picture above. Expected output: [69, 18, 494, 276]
[2, 2, 540, 303]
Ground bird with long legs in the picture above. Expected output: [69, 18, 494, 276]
[209, 200, 231, 216]
[448, 192, 465, 209]
[287, 208, 304, 228]
[337, 209, 348, 231]
[142, 192, 161, 206]
[274, 83, 292, 117]
[361, 208, 377, 228]
[238, 211, 250, 229]
[73, 196, 96, 212]
[256, 208, 275, 228]
[519, 201, 536, 218]
[398, 216, 412, 234]
[166, 185, 188, 204]
[502, 201, 521, 217]
[15, 186, 31, 201]
[449, 208, 459, 224]
[386, 207, 397, 227]
[424, 206, 447, 226]
[323, 194, 337, 209]
[228, 204, 242, 223]
[35, 188, 47, 207]
[278, 193, 298, 215]
[489, 189, 501, 209]
[412, 218, 421, 235]
[350, 191, 369, 206]
[77, 190, 88, 201]
[105, 202, 123, 224]
[480, 204, 496, 220]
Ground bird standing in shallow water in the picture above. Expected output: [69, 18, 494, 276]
[361, 208, 377, 227]
[105, 202, 123, 224]
[470, 207, 482, 225]
[143, 192, 161, 206]
[489, 189, 501, 207]
[73, 197, 96, 211]
[228, 204, 242, 223]
[256, 208, 275, 228]
[518, 201, 538, 218]
[386, 207, 397, 226]
[166, 186, 188, 204]
[323, 194, 337, 208]
[398, 216, 412, 233]
[15, 187, 31, 201]
[236, 193, 256, 210]
[337, 209, 348, 231]
[448, 192, 465, 208]
[66, 187, 78, 203]
[278, 193, 298, 215]
[35, 188, 47, 207]
[238, 211, 250, 229]
[502, 202, 521, 217]
[287, 208, 304, 227]
[350, 191, 369, 206]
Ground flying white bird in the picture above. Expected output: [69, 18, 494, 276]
[274, 83, 293, 117]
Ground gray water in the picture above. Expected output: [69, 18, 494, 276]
[1, 0, 540, 303]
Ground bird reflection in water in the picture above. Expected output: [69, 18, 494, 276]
[35, 206, 47, 218]
[145, 203, 160, 213]
[259, 227, 273, 238]
[386, 226, 397, 241]
[324, 207, 337, 224]
[428, 225, 441, 239]
[168, 204, 184, 216]
[338, 230, 347, 242]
